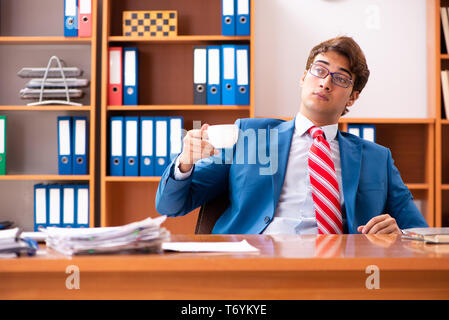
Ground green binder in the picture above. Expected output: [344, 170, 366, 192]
[0, 115, 6, 175]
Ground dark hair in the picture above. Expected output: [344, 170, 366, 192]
[306, 36, 370, 94]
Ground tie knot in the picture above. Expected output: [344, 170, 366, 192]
[308, 126, 325, 140]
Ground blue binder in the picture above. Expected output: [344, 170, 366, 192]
[236, 0, 250, 36]
[64, 0, 78, 37]
[207, 46, 222, 105]
[222, 0, 236, 35]
[222, 45, 237, 105]
[154, 117, 169, 176]
[72, 116, 87, 175]
[123, 47, 138, 105]
[48, 184, 62, 227]
[169, 117, 184, 163]
[236, 45, 249, 105]
[110, 116, 124, 176]
[58, 116, 73, 175]
[361, 124, 376, 143]
[34, 184, 48, 231]
[75, 184, 89, 228]
[140, 117, 155, 176]
[62, 184, 77, 228]
[124, 116, 139, 176]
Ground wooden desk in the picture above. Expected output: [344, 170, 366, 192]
[1, 234, 449, 299]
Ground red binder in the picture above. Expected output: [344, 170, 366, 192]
[109, 47, 123, 105]
[78, 0, 92, 37]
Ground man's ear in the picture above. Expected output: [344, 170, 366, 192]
[299, 70, 307, 87]
[346, 90, 360, 107]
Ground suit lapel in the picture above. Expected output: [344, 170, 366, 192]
[337, 131, 362, 233]
[271, 120, 295, 213]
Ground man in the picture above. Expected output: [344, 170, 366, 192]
[156, 36, 428, 234]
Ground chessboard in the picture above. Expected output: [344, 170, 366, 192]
[123, 11, 178, 37]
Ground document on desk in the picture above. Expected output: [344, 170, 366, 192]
[162, 240, 259, 253]
[402, 227, 449, 244]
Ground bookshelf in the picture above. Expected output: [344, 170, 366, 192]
[100, 0, 254, 232]
[430, 0, 449, 227]
[0, 0, 98, 230]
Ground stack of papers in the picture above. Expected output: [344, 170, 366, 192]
[0, 228, 38, 258]
[42, 216, 169, 255]
[402, 228, 449, 244]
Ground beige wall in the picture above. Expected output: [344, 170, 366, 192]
[254, 0, 427, 118]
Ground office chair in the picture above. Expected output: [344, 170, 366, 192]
[195, 192, 229, 234]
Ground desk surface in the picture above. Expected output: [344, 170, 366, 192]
[1, 234, 449, 299]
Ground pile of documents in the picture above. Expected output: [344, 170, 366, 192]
[42, 216, 169, 255]
[17, 63, 89, 102]
[402, 228, 449, 244]
[0, 227, 38, 258]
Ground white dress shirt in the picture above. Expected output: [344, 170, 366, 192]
[262, 112, 344, 234]
[174, 112, 344, 234]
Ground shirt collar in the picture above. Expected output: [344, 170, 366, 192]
[294, 112, 338, 142]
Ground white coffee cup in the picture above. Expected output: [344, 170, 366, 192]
[205, 124, 239, 149]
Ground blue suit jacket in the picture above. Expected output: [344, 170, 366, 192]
[155, 118, 428, 234]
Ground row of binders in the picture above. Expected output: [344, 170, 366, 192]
[194, 45, 249, 105]
[34, 184, 89, 231]
[110, 116, 183, 176]
[0, 116, 6, 175]
[347, 124, 376, 143]
[57, 116, 88, 175]
[108, 47, 139, 106]
[222, 0, 251, 36]
[64, 0, 92, 37]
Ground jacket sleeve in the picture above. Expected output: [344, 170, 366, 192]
[385, 149, 428, 228]
[155, 155, 230, 217]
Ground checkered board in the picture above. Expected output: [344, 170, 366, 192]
[123, 11, 178, 37]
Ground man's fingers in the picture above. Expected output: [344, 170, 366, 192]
[362, 214, 389, 233]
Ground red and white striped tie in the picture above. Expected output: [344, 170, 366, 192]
[308, 126, 343, 234]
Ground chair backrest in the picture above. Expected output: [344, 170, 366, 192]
[195, 192, 229, 234]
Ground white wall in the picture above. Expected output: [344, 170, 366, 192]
[254, 0, 427, 118]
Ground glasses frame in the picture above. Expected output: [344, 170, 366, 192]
[308, 63, 353, 88]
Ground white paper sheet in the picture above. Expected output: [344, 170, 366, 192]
[162, 240, 259, 253]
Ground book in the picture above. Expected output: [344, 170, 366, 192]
[441, 8, 449, 54]
[441, 70, 449, 119]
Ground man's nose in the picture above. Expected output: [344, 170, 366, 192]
[319, 74, 333, 91]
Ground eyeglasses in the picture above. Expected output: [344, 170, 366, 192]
[308, 63, 353, 88]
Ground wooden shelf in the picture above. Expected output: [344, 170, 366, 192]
[105, 176, 161, 182]
[108, 35, 250, 43]
[442, 185, 449, 191]
[0, 175, 92, 181]
[441, 53, 449, 59]
[0, 36, 92, 44]
[405, 183, 430, 190]
[441, 119, 449, 124]
[0, 105, 92, 111]
[107, 105, 251, 111]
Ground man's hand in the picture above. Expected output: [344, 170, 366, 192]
[357, 214, 402, 234]
[178, 124, 218, 173]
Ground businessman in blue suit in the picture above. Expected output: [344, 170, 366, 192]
[156, 36, 428, 234]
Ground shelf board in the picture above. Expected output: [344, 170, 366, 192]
[441, 185, 449, 190]
[0, 105, 92, 111]
[0, 175, 92, 181]
[0, 36, 92, 44]
[441, 119, 449, 124]
[107, 105, 251, 111]
[339, 118, 435, 124]
[105, 176, 161, 182]
[108, 35, 250, 43]
[405, 183, 429, 190]
[441, 53, 449, 60]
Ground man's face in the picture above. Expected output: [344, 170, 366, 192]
[300, 51, 359, 125]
